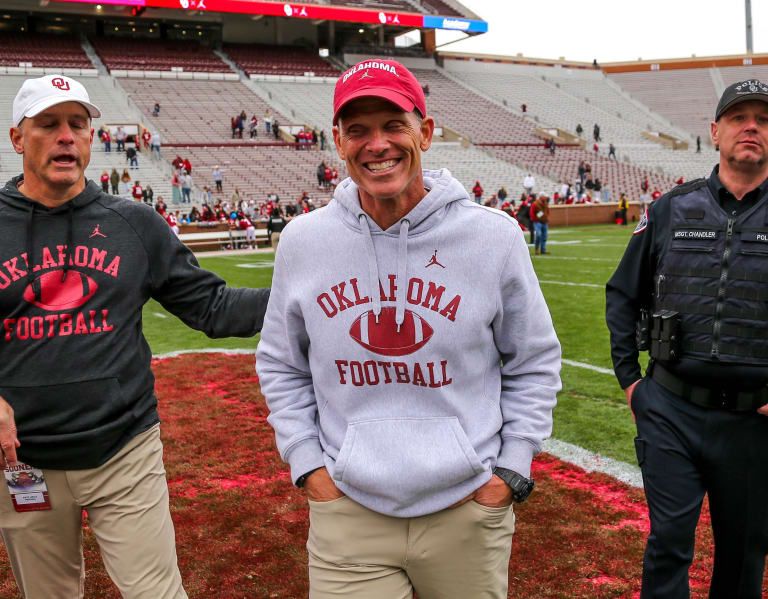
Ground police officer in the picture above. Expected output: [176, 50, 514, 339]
[606, 80, 768, 599]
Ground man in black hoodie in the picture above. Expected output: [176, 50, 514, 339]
[0, 75, 269, 598]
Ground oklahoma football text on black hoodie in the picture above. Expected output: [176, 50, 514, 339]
[0, 177, 269, 469]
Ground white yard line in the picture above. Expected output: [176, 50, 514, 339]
[539, 280, 603, 288]
[562, 358, 615, 375]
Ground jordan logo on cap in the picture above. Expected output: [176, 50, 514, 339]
[51, 77, 69, 91]
[359, 70, 374, 80]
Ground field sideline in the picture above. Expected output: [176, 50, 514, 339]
[143, 223, 641, 467]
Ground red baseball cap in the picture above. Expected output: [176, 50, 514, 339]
[333, 59, 426, 125]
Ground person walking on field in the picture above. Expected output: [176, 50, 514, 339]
[257, 59, 561, 599]
[531, 194, 550, 254]
[0, 73, 270, 599]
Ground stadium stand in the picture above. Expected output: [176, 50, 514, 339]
[418, 0, 465, 17]
[608, 68, 718, 142]
[91, 37, 229, 73]
[224, 43, 339, 77]
[0, 32, 91, 69]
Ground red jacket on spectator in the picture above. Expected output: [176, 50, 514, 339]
[101, 130, 110, 143]
[141, 130, 151, 148]
[472, 181, 483, 200]
[324, 167, 331, 181]
[132, 184, 143, 201]
[172, 156, 184, 171]
[165, 212, 178, 228]
[239, 216, 254, 230]
[100, 172, 109, 185]
[183, 159, 192, 174]
[652, 188, 662, 201]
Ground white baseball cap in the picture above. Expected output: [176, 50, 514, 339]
[12, 74, 101, 127]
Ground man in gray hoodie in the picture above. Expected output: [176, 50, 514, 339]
[257, 59, 561, 598]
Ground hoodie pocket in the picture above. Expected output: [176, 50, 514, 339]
[332, 417, 486, 506]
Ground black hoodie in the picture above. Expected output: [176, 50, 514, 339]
[0, 176, 269, 469]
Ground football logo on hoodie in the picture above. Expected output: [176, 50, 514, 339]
[349, 306, 433, 356]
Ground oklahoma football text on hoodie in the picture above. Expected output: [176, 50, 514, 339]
[257, 170, 561, 518]
[0, 177, 269, 470]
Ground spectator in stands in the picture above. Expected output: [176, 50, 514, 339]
[189, 206, 201, 223]
[323, 164, 332, 189]
[549, 138, 556, 155]
[231, 116, 238, 139]
[640, 176, 649, 193]
[156, 196, 167, 215]
[523, 173, 535, 195]
[231, 188, 242, 206]
[126, 145, 138, 169]
[100, 170, 109, 194]
[238, 211, 258, 249]
[592, 143, 599, 154]
[200, 185, 212, 204]
[181, 171, 192, 204]
[312, 129, 318, 147]
[521, 103, 527, 113]
[237, 114, 245, 139]
[165, 209, 179, 237]
[101, 127, 111, 152]
[152, 101, 160, 116]
[422, 83, 430, 96]
[120, 169, 131, 196]
[593, 178, 602, 202]
[141, 128, 151, 150]
[585, 176, 595, 194]
[250, 115, 258, 138]
[110, 168, 119, 195]
[265, 108, 272, 135]
[116, 125, 126, 151]
[212, 166, 223, 192]
[267, 190, 279, 205]
[273, 118, 280, 139]
[651, 187, 662, 202]
[498, 185, 508, 205]
[696, 135, 701, 153]
[578, 160, 586, 184]
[171, 171, 181, 205]
[143, 184, 154, 205]
[576, 123, 584, 137]
[285, 201, 297, 218]
[609, 143, 617, 160]
[531, 195, 550, 254]
[201, 204, 214, 222]
[320, 130, 326, 151]
[183, 157, 192, 174]
[132, 181, 143, 203]
[317, 162, 326, 188]
[617, 193, 629, 225]
[593, 123, 600, 142]
[472, 180, 483, 203]
[559, 180, 569, 203]
[330, 167, 339, 189]
[151, 130, 162, 158]
[676, 176, 684, 185]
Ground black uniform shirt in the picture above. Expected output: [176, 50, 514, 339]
[606, 166, 768, 390]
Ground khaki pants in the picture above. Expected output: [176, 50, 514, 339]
[271, 231, 281, 250]
[0, 424, 187, 599]
[307, 496, 515, 599]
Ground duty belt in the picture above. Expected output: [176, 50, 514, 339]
[649, 361, 768, 411]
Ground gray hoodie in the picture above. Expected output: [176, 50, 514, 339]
[256, 169, 561, 517]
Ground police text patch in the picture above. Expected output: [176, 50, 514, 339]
[740, 231, 768, 243]
[673, 230, 718, 240]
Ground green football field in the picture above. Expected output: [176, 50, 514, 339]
[143, 224, 642, 465]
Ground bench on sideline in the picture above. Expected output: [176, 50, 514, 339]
[179, 228, 269, 251]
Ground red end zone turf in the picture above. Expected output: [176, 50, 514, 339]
[0, 353, 764, 598]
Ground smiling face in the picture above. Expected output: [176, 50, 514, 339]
[10, 101, 93, 205]
[711, 100, 768, 174]
[333, 96, 434, 223]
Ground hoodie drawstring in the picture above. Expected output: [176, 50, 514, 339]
[395, 219, 410, 332]
[358, 214, 410, 332]
[26, 203, 40, 300]
[62, 202, 74, 282]
[358, 214, 382, 321]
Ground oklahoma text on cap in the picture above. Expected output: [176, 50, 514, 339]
[715, 79, 768, 121]
[333, 59, 426, 125]
[13, 74, 101, 127]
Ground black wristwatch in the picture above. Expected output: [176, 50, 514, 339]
[295, 467, 322, 488]
[493, 467, 535, 503]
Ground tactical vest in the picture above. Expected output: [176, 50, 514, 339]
[654, 180, 768, 364]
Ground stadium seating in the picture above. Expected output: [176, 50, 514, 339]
[224, 44, 340, 77]
[91, 37, 229, 73]
[0, 32, 92, 68]
[608, 68, 718, 142]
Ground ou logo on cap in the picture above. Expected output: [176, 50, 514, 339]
[51, 77, 70, 91]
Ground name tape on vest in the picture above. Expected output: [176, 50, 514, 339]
[674, 230, 718, 240]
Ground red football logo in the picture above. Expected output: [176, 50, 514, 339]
[349, 306, 434, 356]
[23, 269, 98, 311]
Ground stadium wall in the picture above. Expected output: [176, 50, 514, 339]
[550, 203, 642, 227]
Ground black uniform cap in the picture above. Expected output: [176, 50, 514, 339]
[715, 79, 768, 121]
